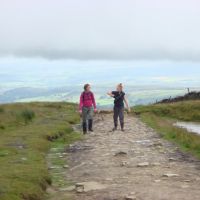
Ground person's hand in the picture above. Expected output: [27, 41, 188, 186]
[107, 92, 114, 97]
[94, 108, 98, 113]
[127, 107, 131, 113]
[79, 110, 82, 115]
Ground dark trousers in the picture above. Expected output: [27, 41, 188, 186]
[113, 106, 124, 128]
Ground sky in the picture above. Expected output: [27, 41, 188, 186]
[0, 0, 200, 88]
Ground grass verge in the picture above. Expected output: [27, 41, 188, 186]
[135, 100, 200, 121]
[0, 102, 81, 200]
[134, 100, 200, 158]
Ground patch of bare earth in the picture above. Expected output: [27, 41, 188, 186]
[48, 114, 200, 200]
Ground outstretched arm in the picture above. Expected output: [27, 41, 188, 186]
[107, 91, 114, 97]
[124, 96, 131, 112]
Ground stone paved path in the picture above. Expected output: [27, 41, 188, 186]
[48, 114, 200, 200]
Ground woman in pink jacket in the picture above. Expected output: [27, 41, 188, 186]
[79, 84, 97, 134]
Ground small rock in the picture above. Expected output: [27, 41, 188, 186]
[82, 172, 90, 176]
[137, 162, 149, 167]
[59, 185, 75, 192]
[114, 151, 127, 156]
[129, 192, 136, 195]
[59, 155, 64, 158]
[183, 180, 191, 182]
[163, 173, 179, 177]
[169, 157, 177, 161]
[105, 178, 113, 181]
[63, 165, 69, 169]
[154, 179, 161, 183]
[181, 185, 189, 189]
[46, 187, 57, 194]
[121, 161, 129, 166]
[48, 166, 61, 170]
[151, 162, 161, 166]
[75, 182, 107, 193]
[153, 142, 163, 146]
[125, 195, 137, 200]
[75, 183, 84, 193]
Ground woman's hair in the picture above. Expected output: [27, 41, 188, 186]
[118, 83, 123, 90]
[84, 83, 90, 91]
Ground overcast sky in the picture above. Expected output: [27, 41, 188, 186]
[0, 0, 200, 61]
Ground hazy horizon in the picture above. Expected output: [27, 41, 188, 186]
[0, 0, 199, 105]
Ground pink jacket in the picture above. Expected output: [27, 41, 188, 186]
[79, 91, 97, 111]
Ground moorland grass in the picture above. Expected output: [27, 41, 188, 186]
[134, 100, 200, 158]
[134, 100, 200, 122]
[0, 102, 81, 200]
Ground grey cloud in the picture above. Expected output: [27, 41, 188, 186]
[0, 0, 200, 61]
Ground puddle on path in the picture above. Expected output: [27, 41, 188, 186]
[174, 122, 200, 135]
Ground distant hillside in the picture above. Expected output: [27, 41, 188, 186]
[0, 85, 191, 107]
[156, 91, 200, 104]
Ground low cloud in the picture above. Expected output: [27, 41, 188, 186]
[0, 0, 200, 61]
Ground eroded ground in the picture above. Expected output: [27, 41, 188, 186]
[48, 114, 200, 200]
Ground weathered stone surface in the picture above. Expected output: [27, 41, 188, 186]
[151, 162, 161, 166]
[75, 182, 107, 192]
[75, 183, 84, 193]
[125, 195, 137, 200]
[114, 151, 128, 156]
[47, 114, 200, 200]
[121, 161, 129, 166]
[137, 162, 149, 167]
[169, 157, 177, 161]
[181, 185, 190, 189]
[46, 187, 57, 194]
[163, 173, 179, 177]
[59, 185, 75, 192]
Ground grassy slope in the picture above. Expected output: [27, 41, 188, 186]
[0, 102, 81, 200]
[134, 100, 200, 158]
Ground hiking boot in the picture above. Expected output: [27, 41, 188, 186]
[82, 122, 87, 134]
[88, 119, 93, 132]
[112, 126, 117, 131]
[120, 123, 125, 132]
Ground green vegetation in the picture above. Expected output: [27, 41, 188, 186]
[0, 102, 81, 200]
[134, 100, 200, 158]
[135, 100, 200, 122]
[17, 109, 35, 124]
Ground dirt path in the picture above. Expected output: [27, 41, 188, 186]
[48, 114, 200, 200]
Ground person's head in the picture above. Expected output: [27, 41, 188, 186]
[116, 83, 123, 92]
[84, 83, 91, 92]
